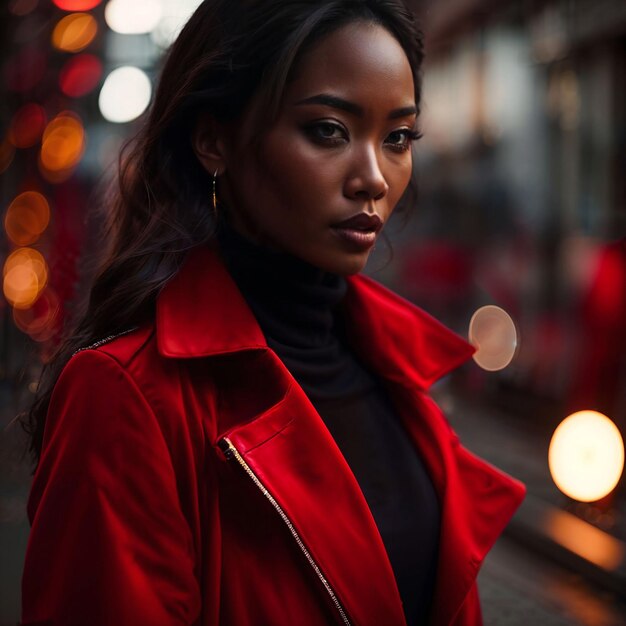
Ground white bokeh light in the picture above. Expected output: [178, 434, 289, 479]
[150, 0, 203, 48]
[105, 0, 162, 35]
[468, 305, 517, 371]
[99, 66, 152, 123]
[549, 411, 624, 503]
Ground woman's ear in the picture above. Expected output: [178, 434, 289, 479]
[192, 113, 228, 174]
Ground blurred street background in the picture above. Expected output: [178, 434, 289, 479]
[1, 1, 625, 624]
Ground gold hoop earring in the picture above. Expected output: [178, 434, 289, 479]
[212, 169, 219, 213]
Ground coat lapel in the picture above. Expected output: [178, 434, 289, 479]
[387, 382, 525, 625]
[220, 349, 408, 626]
[156, 244, 266, 357]
[156, 244, 476, 378]
[340, 273, 525, 621]
[341, 273, 476, 389]
[156, 245, 525, 626]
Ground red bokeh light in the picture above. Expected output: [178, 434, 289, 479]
[9, 103, 47, 148]
[52, 0, 102, 10]
[59, 54, 102, 97]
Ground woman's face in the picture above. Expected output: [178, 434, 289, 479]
[220, 21, 417, 275]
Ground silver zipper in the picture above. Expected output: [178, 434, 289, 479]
[219, 437, 352, 626]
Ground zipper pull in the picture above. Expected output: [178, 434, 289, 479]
[217, 437, 235, 460]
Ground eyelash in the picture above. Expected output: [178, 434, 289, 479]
[304, 121, 420, 152]
[386, 128, 422, 152]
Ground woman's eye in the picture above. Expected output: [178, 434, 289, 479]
[305, 122, 347, 145]
[385, 128, 420, 152]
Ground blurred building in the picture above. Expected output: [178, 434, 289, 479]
[2, 1, 624, 417]
[392, 0, 626, 430]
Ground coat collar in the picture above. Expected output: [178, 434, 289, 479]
[156, 244, 474, 391]
[157, 244, 525, 625]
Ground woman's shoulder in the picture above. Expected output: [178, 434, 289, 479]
[56, 323, 188, 423]
[52, 324, 161, 414]
[47, 321, 210, 461]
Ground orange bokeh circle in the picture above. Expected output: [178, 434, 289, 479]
[52, 12, 98, 53]
[4, 191, 51, 246]
[3, 247, 49, 285]
[40, 113, 85, 176]
[2, 247, 49, 310]
[3, 264, 40, 309]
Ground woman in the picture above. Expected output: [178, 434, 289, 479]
[21, 1, 525, 625]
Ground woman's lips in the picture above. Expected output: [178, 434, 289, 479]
[331, 212, 383, 250]
[334, 213, 383, 232]
[332, 227, 378, 249]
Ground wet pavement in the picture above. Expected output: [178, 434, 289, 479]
[480, 535, 626, 626]
[440, 384, 626, 626]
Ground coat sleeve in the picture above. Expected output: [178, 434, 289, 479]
[21, 350, 201, 626]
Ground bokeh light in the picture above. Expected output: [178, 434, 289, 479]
[150, 0, 203, 49]
[9, 103, 47, 149]
[13, 287, 60, 342]
[104, 0, 162, 35]
[468, 305, 518, 371]
[549, 410, 625, 503]
[3, 266, 39, 309]
[99, 66, 152, 123]
[3, 247, 49, 288]
[2, 248, 48, 310]
[52, 0, 102, 10]
[52, 13, 98, 53]
[4, 192, 51, 246]
[4, 47, 47, 93]
[59, 54, 103, 97]
[39, 112, 86, 180]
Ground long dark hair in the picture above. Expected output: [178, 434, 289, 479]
[22, 0, 424, 467]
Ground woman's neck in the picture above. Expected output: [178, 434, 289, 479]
[215, 219, 347, 349]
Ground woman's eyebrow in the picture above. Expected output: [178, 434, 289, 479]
[295, 93, 417, 119]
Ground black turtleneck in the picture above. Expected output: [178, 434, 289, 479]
[216, 221, 441, 626]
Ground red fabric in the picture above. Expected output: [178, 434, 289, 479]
[22, 245, 525, 626]
[568, 240, 626, 415]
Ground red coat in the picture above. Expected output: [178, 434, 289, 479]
[22, 245, 525, 626]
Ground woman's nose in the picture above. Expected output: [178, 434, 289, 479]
[343, 146, 389, 201]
